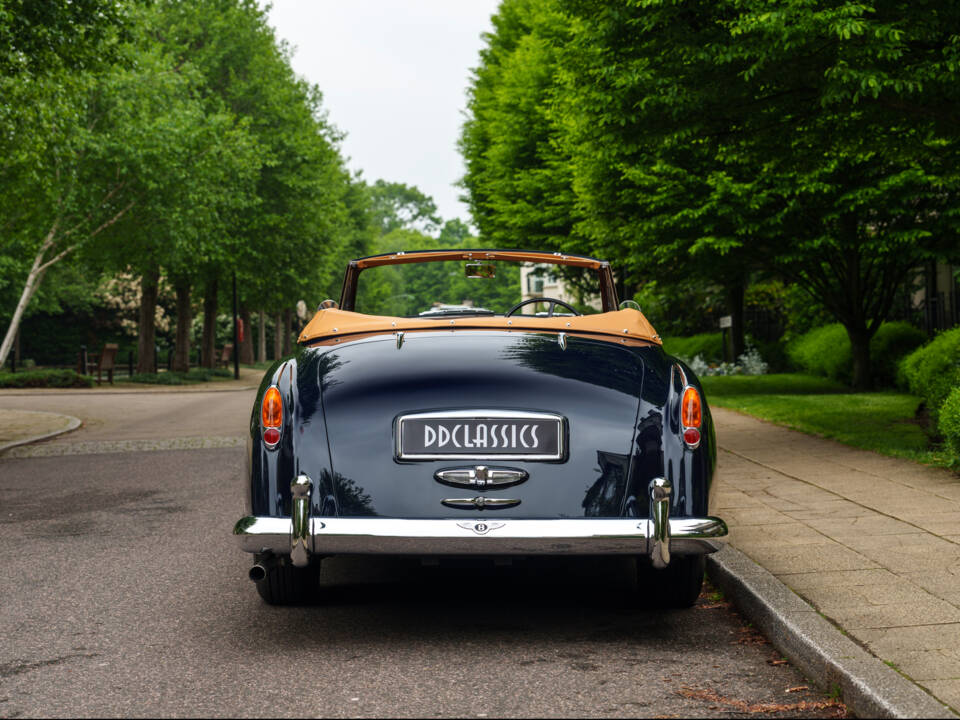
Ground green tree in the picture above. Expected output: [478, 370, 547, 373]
[357, 229, 520, 317]
[459, 0, 579, 254]
[460, 0, 960, 388]
[0, 2, 135, 367]
[368, 179, 442, 236]
[0, 0, 128, 76]
[438, 218, 472, 246]
[80, 4, 263, 374]
[143, 0, 362, 366]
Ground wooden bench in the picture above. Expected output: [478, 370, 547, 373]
[215, 343, 234, 369]
[87, 343, 118, 385]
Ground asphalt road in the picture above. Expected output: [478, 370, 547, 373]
[0, 387, 256, 443]
[0, 446, 846, 718]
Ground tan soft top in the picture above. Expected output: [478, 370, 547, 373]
[299, 308, 662, 345]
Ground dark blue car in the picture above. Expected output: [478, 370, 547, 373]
[235, 250, 727, 606]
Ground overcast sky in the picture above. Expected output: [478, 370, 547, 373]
[263, 0, 502, 229]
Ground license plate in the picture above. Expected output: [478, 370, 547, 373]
[396, 410, 565, 461]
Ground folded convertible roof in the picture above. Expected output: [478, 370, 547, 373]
[299, 308, 662, 346]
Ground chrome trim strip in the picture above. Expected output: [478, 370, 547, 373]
[434, 465, 529, 489]
[395, 409, 566, 461]
[290, 474, 312, 567]
[440, 497, 522, 510]
[234, 516, 727, 556]
[671, 363, 688, 391]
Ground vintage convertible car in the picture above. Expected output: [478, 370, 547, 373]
[235, 250, 727, 606]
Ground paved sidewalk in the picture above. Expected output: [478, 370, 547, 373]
[714, 406, 960, 713]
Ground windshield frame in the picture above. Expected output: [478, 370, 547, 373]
[339, 249, 619, 314]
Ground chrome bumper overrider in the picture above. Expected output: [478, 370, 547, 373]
[233, 515, 728, 559]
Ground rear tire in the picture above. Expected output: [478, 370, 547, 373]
[639, 555, 705, 609]
[254, 555, 321, 605]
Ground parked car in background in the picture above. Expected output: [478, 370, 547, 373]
[235, 250, 727, 606]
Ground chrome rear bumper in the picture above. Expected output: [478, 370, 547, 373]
[233, 515, 728, 558]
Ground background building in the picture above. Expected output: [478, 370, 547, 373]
[519, 264, 601, 311]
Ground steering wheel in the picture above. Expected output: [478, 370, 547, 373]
[505, 297, 581, 318]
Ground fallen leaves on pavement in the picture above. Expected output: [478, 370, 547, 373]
[736, 625, 769, 645]
[677, 685, 846, 716]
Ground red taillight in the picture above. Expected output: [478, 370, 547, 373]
[262, 386, 282, 448]
[262, 387, 282, 427]
[681, 386, 702, 449]
[681, 387, 701, 429]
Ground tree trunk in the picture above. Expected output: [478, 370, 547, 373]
[282, 308, 293, 355]
[257, 309, 266, 363]
[239, 304, 254, 364]
[273, 313, 282, 360]
[847, 324, 873, 390]
[0, 235, 53, 368]
[136, 266, 160, 375]
[0, 195, 133, 368]
[725, 281, 746, 360]
[202, 276, 218, 369]
[173, 279, 192, 373]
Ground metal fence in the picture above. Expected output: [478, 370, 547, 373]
[5, 345, 199, 376]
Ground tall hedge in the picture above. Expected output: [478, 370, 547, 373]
[940, 387, 960, 467]
[899, 327, 960, 422]
[0, 369, 93, 388]
[788, 322, 927, 386]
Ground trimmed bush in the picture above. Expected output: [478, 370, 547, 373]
[0, 369, 94, 388]
[870, 322, 928, 385]
[662, 332, 724, 364]
[788, 322, 927, 386]
[787, 324, 851, 382]
[940, 387, 960, 467]
[899, 327, 960, 422]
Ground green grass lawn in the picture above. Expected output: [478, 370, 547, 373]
[701, 373, 954, 469]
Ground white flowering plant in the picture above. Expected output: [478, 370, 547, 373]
[679, 346, 768, 377]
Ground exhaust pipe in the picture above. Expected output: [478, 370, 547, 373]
[248, 564, 267, 582]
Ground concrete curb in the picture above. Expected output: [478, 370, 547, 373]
[0, 410, 82, 454]
[707, 545, 957, 719]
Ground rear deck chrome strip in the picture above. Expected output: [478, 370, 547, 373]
[234, 515, 727, 557]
